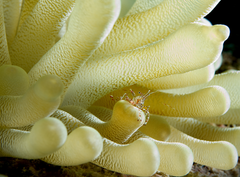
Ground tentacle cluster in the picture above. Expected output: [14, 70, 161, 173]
[0, 0, 239, 176]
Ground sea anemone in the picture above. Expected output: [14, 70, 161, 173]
[1, 0, 239, 176]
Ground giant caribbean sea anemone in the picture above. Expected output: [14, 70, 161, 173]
[1, 0, 240, 176]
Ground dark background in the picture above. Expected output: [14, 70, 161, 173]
[205, 1, 239, 56]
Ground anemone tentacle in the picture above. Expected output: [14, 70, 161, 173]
[0, 0, 239, 176]
[91, 0, 221, 57]
[61, 100, 146, 144]
[93, 84, 230, 118]
[138, 63, 215, 90]
[28, 0, 121, 96]
[168, 126, 238, 170]
[0, 75, 63, 127]
[0, 0, 10, 65]
[64, 23, 229, 108]
[164, 116, 240, 153]
[10, 0, 75, 72]
[0, 117, 67, 159]
[41, 126, 103, 166]
[2, 0, 22, 47]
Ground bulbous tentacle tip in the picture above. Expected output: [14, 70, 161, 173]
[40, 126, 103, 166]
[211, 85, 231, 115]
[155, 141, 193, 176]
[113, 100, 146, 124]
[210, 24, 230, 42]
[33, 75, 64, 101]
[218, 141, 238, 170]
[29, 117, 68, 157]
[175, 143, 194, 176]
[130, 138, 160, 176]
[168, 143, 194, 176]
[114, 100, 137, 114]
[72, 126, 103, 161]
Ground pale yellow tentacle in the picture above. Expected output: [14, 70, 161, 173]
[0, 75, 63, 127]
[64, 24, 228, 108]
[88, 105, 193, 176]
[139, 114, 171, 141]
[162, 71, 240, 123]
[10, 0, 75, 72]
[168, 126, 238, 170]
[0, 117, 67, 159]
[2, 0, 22, 47]
[127, 0, 163, 16]
[153, 139, 193, 176]
[41, 126, 103, 166]
[51, 109, 84, 133]
[146, 86, 230, 118]
[93, 85, 230, 118]
[28, 0, 120, 97]
[61, 100, 145, 144]
[17, 0, 39, 30]
[161, 72, 240, 109]
[164, 116, 240, 153]
[0, 0, 11, 65]
[46, 107, 159, 176]
[91, 0, 221, 57]
[196, 109, 240, 124]
[138, 63, 215, 90]
[93, 138, 160, 176]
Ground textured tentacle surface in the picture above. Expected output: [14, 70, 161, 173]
[10, 0, 75, 72]
[0, 117, 67, 159]
[146, 86, 230, 117]
[164, 116, 240, 153]
[153, 139, 193, 176]
[164, 71, 240, 123]
[125, 129, 194, 176]
[51, 109, 85, 133]
[138, 63, 215, 90]
[0, 0, 11, 65]
[50, 106, 159, 176]
[91, 0, 221, 57]
[87, 105, 113, 122]
[1, 1, 239, 176]
[126, 0, 163, 16]
[64, 23, 228, 108]
[0, 75, 63, 127]
[93, 138, 160, 176]
[93, 84, 230, 118]
[2, 0, 22, 47]
[197, 109, 240, 124]
[168, 126, 238, 170]
[41, 126, 103, 166]
[28, 0, 120, 97]
[161, 72, 240, 107]
[17, 0, 39, 30]
[88, 104, 193, 176]
[61, 100, 145, 144]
